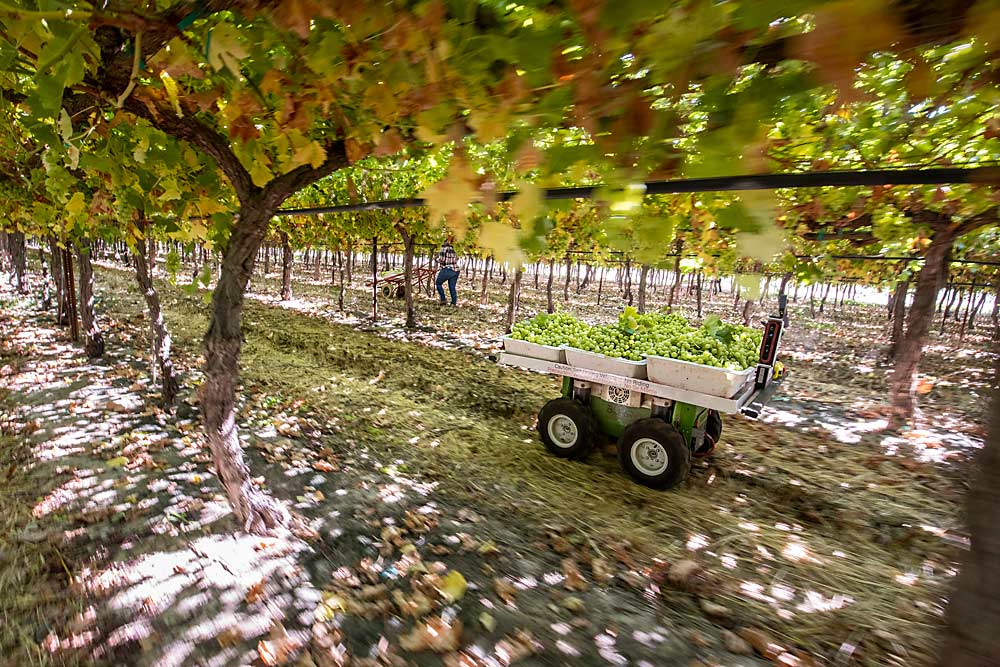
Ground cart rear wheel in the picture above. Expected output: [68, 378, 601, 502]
[380, 285, 392, 298]
[695, 411, 722, 458]
[537, 398, 594, 459]
[619, 418, 691, 489]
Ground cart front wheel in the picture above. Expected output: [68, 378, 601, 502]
[537, 397, 594, 459]
[380, 285, 392, 298]
[619, 418, 691, 489]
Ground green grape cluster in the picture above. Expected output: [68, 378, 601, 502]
[510, 312, 590, 347]
[512, 308, 763, 371]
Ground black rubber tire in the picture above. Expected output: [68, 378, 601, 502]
[537, 397, 594, 460]
[618, 418, 691, 489]
[695, 410, 722, 457]
[706, 410, 722, 442]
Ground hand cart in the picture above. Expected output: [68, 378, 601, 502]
[498, 297, 788, 489]
[369, 265, 439, 299]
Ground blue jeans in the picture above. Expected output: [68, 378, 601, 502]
[435, 267, 459, 305]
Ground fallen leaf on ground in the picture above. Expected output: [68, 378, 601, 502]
[590, 557, 612, 583]
[721, 629, 752, 655]
[561, 559, 587, 591]
[550, 535, 573, 554]
[258, 623, 301, 666]
[392, 589, 433, 617]
[494, 577, 517, 604]
[399, 617, 463, 653]
[737, 627, 785, 659]
[246, 578, 267, 605]
[217, 627, 243, 647]
[699, 599, 730, 618]
[495, 630, 540, 666]
[438, 570, 468, 603]
[480, 612, 496, 632]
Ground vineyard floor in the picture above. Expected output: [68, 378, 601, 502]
[1, 259, 992, 667]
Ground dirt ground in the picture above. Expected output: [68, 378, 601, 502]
[1, 256, 992, 667]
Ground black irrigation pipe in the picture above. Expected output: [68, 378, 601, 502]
[275, 166, 1000, 218]
[560, 248, 1000, 267]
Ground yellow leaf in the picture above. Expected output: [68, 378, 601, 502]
[510, 182, 542, 224]
[736, 274, 763, 301]
[476, 219, 524, 267]
[159, 72, 183, 118]
[437, 570, 467, 603]
[65, 192, 87, 216]
[290, 137, 326, 170]
[420, 157, 478, 228]
[469, 107, 508, 142]
[106, 456, 128, 469]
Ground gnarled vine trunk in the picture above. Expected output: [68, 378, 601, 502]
[280, 231, 292, 301]
[8, 231, 26, 294]
[398, 227, 416, 329]
[202, 202, 291, 535]
[546, 258, 555, 314]
[563, 257, 572, 302]
[637, 264, 650, 314]
[886, 280, 909, 363]
[938, 356, 1000, 667]
[889, 230, 954, 427]
[75, 243, 105, 359]
[505, 266, 523, 334]
[49, 237, 68, 325]
[132, 234, 180, 407]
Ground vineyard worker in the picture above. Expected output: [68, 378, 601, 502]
[434, 237, 460, 306]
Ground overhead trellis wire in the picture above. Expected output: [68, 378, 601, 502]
[275, 166, 1000, 218]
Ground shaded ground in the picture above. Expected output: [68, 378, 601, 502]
[4, 256, 992, 667]
[3, 280, 774, 667]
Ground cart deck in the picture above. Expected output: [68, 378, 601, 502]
[497, 351, 763, 413]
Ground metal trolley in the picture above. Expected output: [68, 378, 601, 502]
[498, 297, 788, 489]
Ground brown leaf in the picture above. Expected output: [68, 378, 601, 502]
[376, 129, 405, 157]
[736, 627, 785, 660]
[313, 460, 337, 473]
[550, 535, 572, 554]
[699, 599, 730, 619]
[494, 629, 540, 665]
[246, 578, 267, 605]
[399, 617, 463, 653]
[790, 0, 900, 102]
[217, 627, 243, 647]
[590, 558, 612, 584]
[721, 629, 752, 655]
[561, 558, 587, 591]
[494, 577, 517, 605]
[666, 559, 705, 592]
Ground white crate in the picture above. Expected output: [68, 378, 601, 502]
[502, 336, 565, 363]
[646, 355, 754, 398]
[563, 347, 647, 379]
